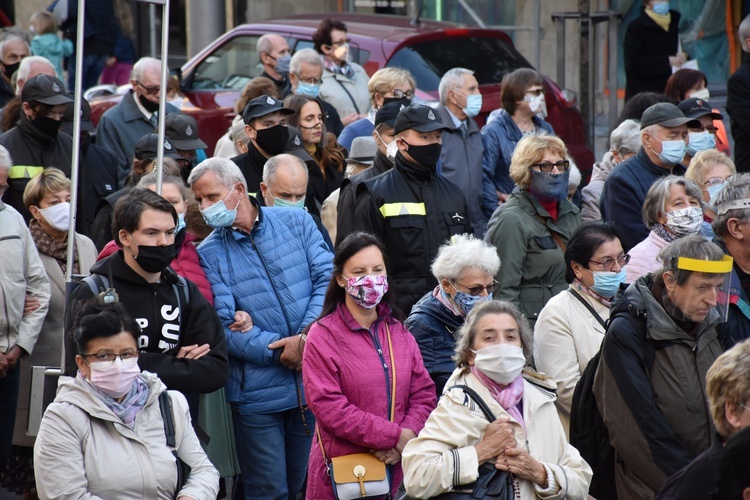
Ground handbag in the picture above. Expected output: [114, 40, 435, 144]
[158, 391, 192, 495]
[316, 324, 396, 500]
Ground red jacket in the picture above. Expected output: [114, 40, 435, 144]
[97, 231, 214, 305]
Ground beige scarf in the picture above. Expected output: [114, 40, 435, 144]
[645, 8, 671, 31]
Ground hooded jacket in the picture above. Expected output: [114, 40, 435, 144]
[30, 33, 74, 82]
[63, 251, 228, 394]
[593, 275, 721, 499]
[34, 372, 219, 499]
[353, 151, 472, 315]
[626, 229, 670, 283]
[580, 151, 616, 222]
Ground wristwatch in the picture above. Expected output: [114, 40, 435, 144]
[299, 332, 307, 342]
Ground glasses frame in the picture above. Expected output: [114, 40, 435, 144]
[136, 81, 161, 96]
[330, 38, 352, 48]
[452, 279, 499, 297]
[530, 160, 570, 173]
[589, 253, 631, 272]
[82, 351, 139, 365]
[294, 73, 322, 85]
[391, 89, 414, 99]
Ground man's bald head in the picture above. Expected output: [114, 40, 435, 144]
[260, 154, 308, 207]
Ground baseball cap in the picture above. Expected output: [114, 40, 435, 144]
[677, 98, 723, 121]
[348, 137, 377, 165]
[134, 133, 182, 161]
[640, 102, 700, 130]
[242, 95, 294, 124]
[164, 113, 207, 150]
[375, 101, 406, 128]
[394, 104, 453, 135]
[61, 98, 94, 134]
[22, 74, 73, 106]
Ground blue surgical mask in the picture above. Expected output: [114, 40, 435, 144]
[273, 197, 305, 209]
[296, 81, 320, 98]
[275, 54, 291, 75]
[589, 268, 626, 298]
[176, 212, 186, 233]
[451, 289, 493, 316]
[528, 169, 570, 203]
[686, 131, 716, 157]
[707, 181, 728, 205]
[460, 93, 483, 119]
[653, 137, 687, 165]
[651, 1, 670, 15]
[200, 186, 240, 228]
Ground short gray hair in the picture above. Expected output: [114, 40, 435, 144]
[258, 34, 284, 57]
[0, 145, 12, 172]
[262, 153, 308, 185]
[0, 35, 29, 62]
[453, 300, 533, 371]
[131, 57, 161, 81]
[230, 119, 250, 145]
[610, 119, 641, 156]
[712, 173, 750, 241]
[741, 14, 750, 53]
[137, 173, 189, 201]
[290, 48, 322, 75]
[657, 235, 726, 285]
[17, 56, 53, 83]
[642, 175, 702, 229]
[187, 157, 247, 191]
[431, 233, 500, 281]
[438, 68, 473, 105]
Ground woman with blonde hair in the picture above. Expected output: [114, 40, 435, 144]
[685, 149, 736, 228]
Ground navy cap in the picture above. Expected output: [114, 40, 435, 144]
[394, 104, 453, 134]
[375, 101, 406, 128]
[242, 95, 294, 124]
[134, 133, 182, 161]
[164, 113, 207, 150]
[677, 98, 723, 121]
[640, 102, 700, 129]
[61, 98, 94, 134]
[22, 74, 73, 106]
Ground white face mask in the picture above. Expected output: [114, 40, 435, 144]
[38, 202, 71, 231]
[690, 88, 710, 101]
[386, 140, 398, 163]
[524, 93, 547, 119]
[472, 343, 526, 386]
[665, 206, 703, 237]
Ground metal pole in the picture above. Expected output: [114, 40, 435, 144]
[149, 4, 157, 58]
[608, 11, 619, 134]
[456, 0, 485, 27]
[534, 0, 541, 70]
[588, 17, 595, 149]
[555, 16, 566, 91]
[65, 0, 86, 283]
[155, 0, 170, 196]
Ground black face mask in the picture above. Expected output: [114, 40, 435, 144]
[255, 124, 289, 156]
[403, 141, 441, 169]
[138, 93, 160, 114]
[31, 115, 62, 138]
[134, 243, 176, 273]
[80, 131, 91, 153]
[382, 96, 411, 108]
[3, 61, 19, 80]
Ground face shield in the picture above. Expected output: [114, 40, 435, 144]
[663, 255, 734, 324]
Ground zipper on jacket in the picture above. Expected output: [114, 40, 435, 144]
[250, 236, 294, 336]
[367, 318, 393, 417]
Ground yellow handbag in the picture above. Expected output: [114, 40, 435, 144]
[316, 324, 397, 499]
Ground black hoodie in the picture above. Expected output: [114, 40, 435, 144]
[63, 251, 228, 394]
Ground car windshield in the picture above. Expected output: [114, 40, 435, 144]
[386, 36, 532, 92]
[189, 35, 263, 90]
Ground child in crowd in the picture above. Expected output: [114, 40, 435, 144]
[29, 11, 73, 84]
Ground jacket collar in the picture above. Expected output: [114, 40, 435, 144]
[436, 104, 479, 135]
[495, 108, 549, 142]
[89, 249, 176, 288]
[334, 301, 394, 334]
[120, 91, 152, 123]
[634, 147, 685, 176]
[513, 186, 579, 219]
[372, 150, 393, 175]
[16, 111, 58, 148]
[219, 195, 265, 240]
[394, 150, 436, 184]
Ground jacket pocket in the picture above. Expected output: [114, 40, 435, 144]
[385, 215, 425, 258]
[531, 235, 558, 251]
[442, 211, 467, 236]
[0, 235, 24, 283]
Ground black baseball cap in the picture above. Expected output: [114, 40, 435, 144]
[164, 113, 207, 150]
[394, 104, 453, 135]
[677, 98, 723, 121]
[22, 74, 73, 106]
[61, 98, 94, 134]
[134, 133, 182, 161]
[242, 95, 294, 124]
[640, 102, 700, 130]
[375, 101, 406, 128]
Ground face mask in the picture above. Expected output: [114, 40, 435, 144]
[342, 274, 388, 309]
[651, 136, 687, 165]
[402, 141, 441, 169]
[528, 169, 570, 203]
[255, 124, 289, 156]
[665, 206, 703, 237]
[524, 94, 547, 119]
[651, 1, 670, 15]
[273, 196, 305, 209]
[686, 130, 716, 157]
[200, 186, 240, 228]
[333, 43, 349, 61]
[451, 287, 493, 316]
[382, 96, 411, 107]
[274, 54, 291, 75]
[386, 140, 398, 164]
[38, 202, 71, 231]
[138, 93, 160, 113]
[296, 81, 320, 98]
[87, 357, 141, 399]
[472, 343, 526, 386]
[32, 115, 62, 137]
[707, 181, 727, 206]
[2, 61, 19, 80]
[176, 212, 186, 233]
[690, 88, 710, 100]
[589, 268, 627, 298]
[457, 92, 482, 118]
[129, 235, 176, 273]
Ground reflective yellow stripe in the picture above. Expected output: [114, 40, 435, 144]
[379, 202, 427, 218]
[8, 166, 44, 179]
[677, 255, 734, 273]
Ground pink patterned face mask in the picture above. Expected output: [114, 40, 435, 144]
[342, 274, 389, 309]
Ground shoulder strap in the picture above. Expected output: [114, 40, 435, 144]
[333, 77, 362, 114]
[386, 323, 396, 422]
[158, 391, 177, 448]
[533, 213, 566, 252]
[448, 384, 497, 422]
[568, 288, 607, 329]
[82, 274, 108, 295]
[170, 274, 190, 327]
[609, 310, 656, 373]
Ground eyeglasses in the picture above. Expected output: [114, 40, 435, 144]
[294, 74, 322, 85]
[524, 88, 544, 98]
[390, 89, 414, 99]
[589, 253, 631, 272]
[741, 404, 750, 413]
[704, 176, 729, 187]
[136, 81, 161, 96]
[530, 160, 570, 173]
[331, 38, 352, 48]
[82, 350, 139, 366]
[452, 279, 499, 296]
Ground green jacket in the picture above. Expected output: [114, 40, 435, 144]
[486, 187, 580, 324]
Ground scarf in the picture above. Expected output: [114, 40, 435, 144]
[653, 223, 681, 243]
[80, 372, 150, 427]
[645, 8, 671, 31]
[434, 285, 463, 317]
[572, 279, 611, 307]
[29, 218, 79, 275]
[471, 367, 525, 430]
[323, 56, 355, 79]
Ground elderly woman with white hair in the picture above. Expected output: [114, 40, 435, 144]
[581, 119, 641, 221]
[626, 175, 703, 283]
[405, 234, 500, 396]
[402, 300, 592, 499]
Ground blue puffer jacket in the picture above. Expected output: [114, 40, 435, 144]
[480, 109, 554, 219]
[197, 203, 334, 414]
[404, 289, 465, 396]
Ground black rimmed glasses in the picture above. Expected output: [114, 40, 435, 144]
[391, 89, 414, 99]
[589, 253, 631, 272]
[82, 350, 139, 366]
[452, 279, 499, 296]
[136, 81, 161, 96]
[530, 160, 570, 173]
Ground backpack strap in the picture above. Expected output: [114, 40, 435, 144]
[158, 391, 177, 448]
[568, 288, 607, 329]
[608, 309, 656, 374]
[170, 274, 190, 326]
[82, 274, 108, 295]
[448, 385, 497, 422]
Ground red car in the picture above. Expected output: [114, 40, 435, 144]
[90, 13, 594, 180]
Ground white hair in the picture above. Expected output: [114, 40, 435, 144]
[262, 154, 308, 184]
[290, 48, 322, 75]
[610, 119, 641, 156]
[438, 68, 473, 105]
[0, 36, 29, 62]
[131, 57, 161, 81]
[187, 157, 247, 191]
[741, 14, 750, 53]
[17, 56, 54, 83]
[230, 119, 250, 145]
[431, 233, 500, 281]
[0, 145, 12, 172]
[568, 160, 581, 189]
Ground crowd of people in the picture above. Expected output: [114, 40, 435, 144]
[3, 3, 750, 500]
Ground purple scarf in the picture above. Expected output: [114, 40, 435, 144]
[471, 367, 525, 430]
[80, 373, 150, 426]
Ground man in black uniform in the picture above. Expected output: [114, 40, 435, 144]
[353, 103, 472, 315]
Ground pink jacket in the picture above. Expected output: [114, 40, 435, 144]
[626, 230, 668, 284]
[303, 302, 436, 499]
[97, 232, 214, 304]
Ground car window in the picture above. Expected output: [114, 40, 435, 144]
[189, 35, 264, 91]
[386, 36, 532, 92]
[292, 39, 371, 66]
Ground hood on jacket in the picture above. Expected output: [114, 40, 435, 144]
[590, 151, 616, 184]
[408, 291, 464, 333]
